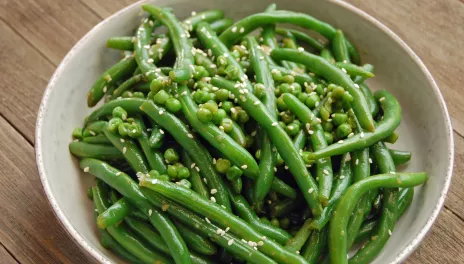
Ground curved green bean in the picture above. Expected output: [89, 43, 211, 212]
[209, 18, 234, 34]
[332, 30, 350, 63]
[181, 150, 209, 198]
[275, 27, 325, 51]
[284, 218, 313, 253]
[133, 117, 167, 173]
[86, 98, 145, 124]
[301, 227, 328, 264]
[69, 141, 123, 160]
[175, 221, 218, 255]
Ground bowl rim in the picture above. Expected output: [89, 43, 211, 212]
[35, 0, 454, 263]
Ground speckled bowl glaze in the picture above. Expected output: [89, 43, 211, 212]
[36, 0, 454, 263]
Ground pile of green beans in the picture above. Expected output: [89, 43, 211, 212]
[70, 4, 428, 264]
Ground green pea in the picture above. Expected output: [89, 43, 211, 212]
[193, 65, 209, 80]
[203, 101, 219, 115]
[276, 97, 288, 111]
[148, 170, 160, 178]
[230, 107, 240, 121]
[279, 121, 287, 130]
[253, 83, 266, 99]
[225, 65, 240, 80]
[147, 91, 155, 100]
[230, 49, 241, 59]
[342, 92, 354, 103]
[164, 148, 179, 164]
[118, 123, 131, 137]
[271, 69, 283, 81]
[320, 106, 331, 121]
[271, 218, 280, 227]
[216, 158, 231, 173]
[280, 111, 295, 124]
[112, 106, 128, 120]
[236, 110, 249, 123]
[298, 92, 309, 103]
[167, 165, 179, 179]
[215, 89, 230, 102]
[332, 113, 348, 126]
[192, 90, 208, 104]
[336, 123, 353, 138]
[220, 118, 234, 133]
[150, 79, 164, 93]
[291, 83, 302, 96]
[280, 217, 290, 230]
[324, 131, 334, 144]
[221, 101, 234, 113]
[72, 127, 83, 139]
[177, 167, 191, 179]
[315, 84, 324, 95]
[176, 179, 192, 189]
[165, 98, 182, 113]
[154, 90, 170, 105]
[286, 122, 300, 136]
[132, 92, 145, 99]
[226, 165, 243, 181]
[197, 108, 213, 123]
[232, 45, 248, 57]
[322, 122, 334, 132]
[331, 86, 345, 99]
[211, 108, 225, 125]
[122, 91, 134, 98]
[301, 151, 315, 165]
[196, 81, 211, 91]
[217, 55, 228, 67]
[127, 124, 142, 138]
[327, 84, 337, 93]
[305, 93, 320, 109]
[282, 74, 295, 84]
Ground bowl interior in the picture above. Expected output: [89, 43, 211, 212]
[36, 0, 453, 263]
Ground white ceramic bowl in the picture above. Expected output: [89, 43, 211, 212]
[36, 0, 454, 263]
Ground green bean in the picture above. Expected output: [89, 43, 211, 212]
[328, 172, 428, 264]
[269, 65, 318, 85]
[107, 36, 135, 51]
[279, 31, 303, 71]
[83, 121, 107, 136]
[194, 53, 217, 76]
[140, 99, 232, 211]
[134, 117, 167, 173]
[181, 150, 209, 198]
[87, 56, 137, 107]
[229, 177, 242, 194]
[82, 135, 112, 145]
[92, 185, 173, 264]
[143, 5, 194, 83]
[175, 221, 218, 255]
[196, 22, 253, 92]
[332, 30, 350, 63]
[246, 35, 278, 204]
[353, 64, 374, 84]
[281, 93, 333, 204]
[301, 227, 328, 264]
[97, 198, 131, 229]
[389, 149, 412, 166]
[183, 10, 225, 32]
[271, 48, 375, 132]
[86, 98, 145, 124]
[218, 10, 360, 63]
[111, 74, 145, 99]
[228, 120, 247, 147]
[140, 189, 278, 264]
[320, 48, 335, 63]
[69, 141, 123, 160]
[212, 77, 322, 216]
[82, 159, 191, 264]
[350, 141, 399, 264]
[148, 124, 164, 149]
[285, 218, 313, 253]
[140, 179, 308, 264]
[275, 28, 325, 51]
[334, 62, 374, 78]
[103, 125, 149, 174]
[293, 129, 307, 151]
[227, 188, 292, 245]
[99, 227, 145, 264]
[261, 4, 278, 66]
[310, 153, 353, 230]
[209, 18, 234, 34]
[270, 196, 303, 218]
[176, 85, 259, 180]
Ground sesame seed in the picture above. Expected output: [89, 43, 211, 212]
[188, 133, 194, 138]
[159, 110, 164, 115]
[103, 86, 107, 93]
[213, 158, 216, 164]
[390, 171, 396, 174]
[356, 159, 359, 165]
[228, 239, 234, 246]
[211, 189, 218, 194]
[274, 167, 277, 172]
[379, 97, 385, 102]
[340, 175, 345, 179]
[369, 158, 373, 164]
[258, 241, 264, 246]
[231, 26, 237, 33]
[323, 169, 329, 175]
[348, 132, 354, 138]
[272, 122, 278, 127]
[89, 130, 96, 136]
[216, 228, 223, 234]
[308, 188, 314, 193]
[298, 47, 304, 52]
[241, 165, 248, 170]
[143, 44, 151, 49]
[120, 138, 125, 143]
[149, 209, 152, 216]
[83, 167, 89, 172]
[152, 179, 158, 184]
[190, 163, 196, 169]
[210, 196, 216, 202]
[123, 147, 127, 154]
[296, 251, 300, 255]
[308, 130, 314, 135]
[338, 140, 344, 144]
[116, 172, 121, 176]
[285, 165, 289, 170]
[201, 14, 206, 19]
[205, 217, 211, 223]
[361, 132, 365, 138]
[195, 167, 200, 172]
[239, 27, 245, 33]
[251, 131, 257, 136]
[203, 178, 208, 184]
[354, 84, 360, 88]
[341, 68, 347, 73]
[388, 229, 392, 236]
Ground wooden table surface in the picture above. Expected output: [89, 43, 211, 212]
[1, 0, 463, 263]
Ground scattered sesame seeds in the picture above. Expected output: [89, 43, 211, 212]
[241, 165, 248, 170]
[272, 122, 278, 127]
[211, 189, 218, 194]
[84, 167, 89, 172]
[228, 239, 234, 246]
[308, 188, 314, 193]
[123, 147, 127, 154]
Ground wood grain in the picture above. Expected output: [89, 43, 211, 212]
[0, 0, 462, 263]
[0, 243, 18, 264]
[0, 116, 91, 264]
